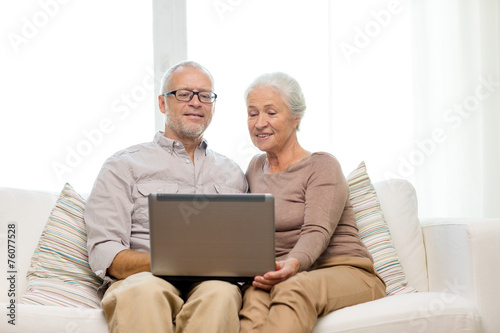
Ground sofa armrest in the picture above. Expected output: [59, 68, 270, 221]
[421, 218, 500, 333]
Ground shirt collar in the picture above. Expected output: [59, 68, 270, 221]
[154, 131, 208, 154]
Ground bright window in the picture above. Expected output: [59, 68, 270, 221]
[186, 0, 413, 180]
[1, 1, 414, 194]
[0, 1, 154, 193]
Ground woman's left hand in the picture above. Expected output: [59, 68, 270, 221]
[252, 257, 301, 291]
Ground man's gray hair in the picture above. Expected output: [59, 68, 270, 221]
[159, 60, 215, 95]
[244, 72, 306, 130]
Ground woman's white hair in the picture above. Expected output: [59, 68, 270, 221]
[244, 72, 306, 130]
[159, 60, 214, 95]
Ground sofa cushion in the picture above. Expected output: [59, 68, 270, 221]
[0, 187, 59, 303]
[374, 179, 428, 292]
[20, 183, 103, 308]
[347, 162, 417, 295]
[0, 304, 108, 333]
[312, 292, 481, 333]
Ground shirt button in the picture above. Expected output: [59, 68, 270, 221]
[185, 159, 190, 164]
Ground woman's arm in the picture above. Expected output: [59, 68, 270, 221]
[287, 154, 348, 271]
[251, 153, 347, 290]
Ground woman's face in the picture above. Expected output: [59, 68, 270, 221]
[246, 86, 300, 154]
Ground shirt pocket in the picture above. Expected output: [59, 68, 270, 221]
[137, 182, 179, 196]
[213, 183, 242, 194]
[133, 181, 179, 226]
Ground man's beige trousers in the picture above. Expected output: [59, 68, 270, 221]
[102, 272, 242, 333]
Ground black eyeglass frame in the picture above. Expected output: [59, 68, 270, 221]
[162, 89, 218, 104]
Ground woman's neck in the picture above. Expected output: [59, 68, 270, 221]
[265, 141, 309, 174]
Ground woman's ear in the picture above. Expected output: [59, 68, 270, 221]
[294, 117, 301, 130]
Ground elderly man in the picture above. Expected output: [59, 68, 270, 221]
[84, 61, 248, 333]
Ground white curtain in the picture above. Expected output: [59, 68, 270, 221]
[411, 0, 500, 218]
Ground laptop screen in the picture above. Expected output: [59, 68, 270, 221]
[148, 193, 275, 282]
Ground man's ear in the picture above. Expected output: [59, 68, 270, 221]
[158, 95, 167, 114]
[211, 100, 216, 114]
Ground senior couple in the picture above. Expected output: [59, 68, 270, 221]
[84, 61, 386, 333]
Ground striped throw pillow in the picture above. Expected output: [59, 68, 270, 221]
[20, 183, 103, 308]
[347, 162, 417, 296]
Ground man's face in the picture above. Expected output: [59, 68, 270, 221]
[159, 66, 215, 142]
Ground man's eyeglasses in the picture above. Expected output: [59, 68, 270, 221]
[162, 89, 217, 104]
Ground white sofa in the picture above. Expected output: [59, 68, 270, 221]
[1, 178, 499, 333]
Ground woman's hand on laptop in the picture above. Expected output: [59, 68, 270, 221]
[252, 258, 300, 291]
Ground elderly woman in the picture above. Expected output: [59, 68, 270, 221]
[239, 72, 386, 333]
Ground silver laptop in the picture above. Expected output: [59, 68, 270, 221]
[148, 193, 275, 282]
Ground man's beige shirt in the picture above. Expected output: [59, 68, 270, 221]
[84, 132, 248, 281]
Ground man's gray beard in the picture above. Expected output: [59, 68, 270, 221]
[165, 113, 209, 140]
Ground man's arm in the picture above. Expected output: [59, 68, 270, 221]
[85, 155, 138, 281]
[107, 249, 151, 280]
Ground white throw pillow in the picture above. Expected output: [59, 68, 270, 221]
[374, 179, 428, 292]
